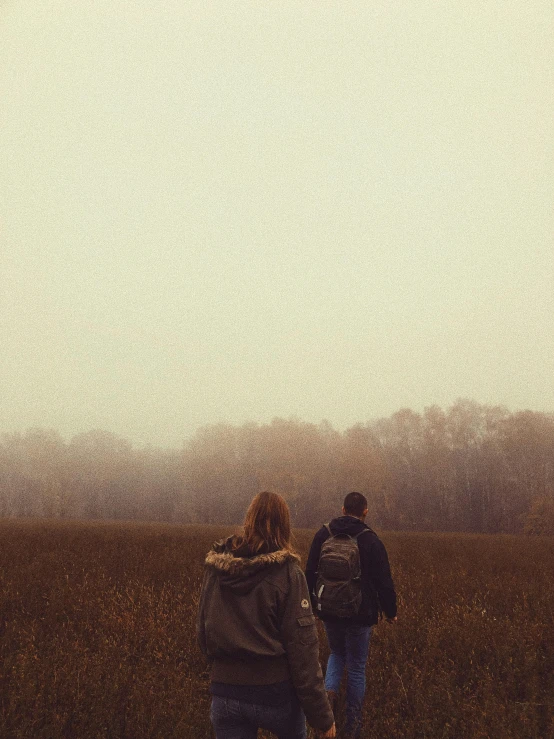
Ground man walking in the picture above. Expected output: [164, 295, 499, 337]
[306, 492, 397, 739]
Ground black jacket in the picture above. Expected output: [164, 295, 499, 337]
[305, 516, 397, 626]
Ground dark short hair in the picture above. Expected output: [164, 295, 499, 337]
[343, 492, 368, 517]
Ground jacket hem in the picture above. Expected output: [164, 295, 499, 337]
[209, 656, 291, 685]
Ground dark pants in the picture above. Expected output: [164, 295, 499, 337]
[324, 622, 372, 738]
[210, 694, 307, 739]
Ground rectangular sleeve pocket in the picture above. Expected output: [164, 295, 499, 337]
[297, 615, 316, 627]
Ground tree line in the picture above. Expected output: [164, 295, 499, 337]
[1, 400, 553, 534]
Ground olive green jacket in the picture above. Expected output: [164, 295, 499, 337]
[197, 539, 333, 732]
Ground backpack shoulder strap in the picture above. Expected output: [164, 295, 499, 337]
[353, 528, 372, 540]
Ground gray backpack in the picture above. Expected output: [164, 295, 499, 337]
[315, 524, 370, 619]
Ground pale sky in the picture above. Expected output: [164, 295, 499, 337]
[1, 0, 553, 447]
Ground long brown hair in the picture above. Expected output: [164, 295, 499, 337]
[233, 491, 294, 554]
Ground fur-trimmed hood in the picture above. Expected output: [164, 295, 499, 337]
[205, 538, 300, 594]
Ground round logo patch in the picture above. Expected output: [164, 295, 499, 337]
[301, 599, 309, 609]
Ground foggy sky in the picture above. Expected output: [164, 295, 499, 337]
[1, 0, 553, 447]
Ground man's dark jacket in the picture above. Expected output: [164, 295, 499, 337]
[305, 515, 397, 626]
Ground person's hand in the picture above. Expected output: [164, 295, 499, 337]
[317, 722, 336, 738]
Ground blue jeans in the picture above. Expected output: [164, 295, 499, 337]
[324, 622, 372, 737]
[210, 694, 307, 739]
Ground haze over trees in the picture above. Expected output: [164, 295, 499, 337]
[1, 400, 553, 534]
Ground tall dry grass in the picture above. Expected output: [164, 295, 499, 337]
[0, 520, 552, 737]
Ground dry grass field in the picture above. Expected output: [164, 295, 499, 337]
[0, 520, 553, 738]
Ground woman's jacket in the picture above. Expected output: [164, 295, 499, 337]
[197, 537, 333, 732]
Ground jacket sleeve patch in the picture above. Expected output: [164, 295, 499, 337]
[297, 615, 315, 627]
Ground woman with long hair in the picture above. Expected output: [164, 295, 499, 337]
[197, 491, 335, 739]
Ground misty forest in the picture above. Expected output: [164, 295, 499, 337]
[2, 400, 553, 535]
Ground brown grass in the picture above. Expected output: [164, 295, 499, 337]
[0, 520, 552, 738]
